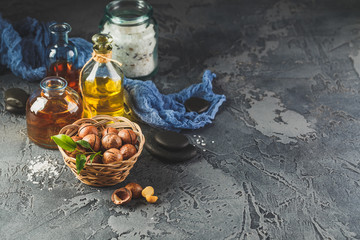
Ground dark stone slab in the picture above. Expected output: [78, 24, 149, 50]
[184, 97, 210, 113]
[145, 135, 196, 163]
[5, 102, 26, 114]
[4, 88, 29, 109]
[154, 130, 189, 150]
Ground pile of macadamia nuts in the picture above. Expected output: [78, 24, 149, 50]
[66, 124, 139, 164]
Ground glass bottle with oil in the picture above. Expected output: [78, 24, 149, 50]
[26, 77, 83, 149]
[46, 23, 80, 92]
[80, 33, 125, 118]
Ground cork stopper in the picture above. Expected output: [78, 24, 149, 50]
[92, 33, 113, 54]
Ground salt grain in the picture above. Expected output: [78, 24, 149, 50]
[27, 155, 60, 186]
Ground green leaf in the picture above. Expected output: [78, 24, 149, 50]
[88, 151, 102, 165]
[88, 154, 95, 164]
[76, 140, 93, 150]
[76, 154, 87, 174]
[51, 134, 77, 152]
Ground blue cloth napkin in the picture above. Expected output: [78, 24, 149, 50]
[0, 15, 226, 130]
[125, 70, 226, 131]
[0, 15, 92, 80]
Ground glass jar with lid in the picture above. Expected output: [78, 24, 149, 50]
[26, 77, 83, 149]
[99, 0, 158, 79]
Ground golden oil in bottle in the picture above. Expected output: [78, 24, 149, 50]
[82, 76, 124, 117]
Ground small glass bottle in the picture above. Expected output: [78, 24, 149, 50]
[99, 0, 158, 79]
[26, 77, 83, 149]
[46, 23, 80, 92]
[80, 33, 125, 118]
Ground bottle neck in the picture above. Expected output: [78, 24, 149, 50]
[49, 23, 71, 46]
[41, 77, 67, 97]
[93, 51, 112, 63]
[104, 0, 153, 26]
[52, 32, 69, 45]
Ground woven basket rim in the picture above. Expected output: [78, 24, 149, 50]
[58, 115, 145, 187]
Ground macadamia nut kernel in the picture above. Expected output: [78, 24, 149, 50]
[142, 186, 155, 198]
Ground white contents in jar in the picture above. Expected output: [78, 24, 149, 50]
[102, 22, 157, 78]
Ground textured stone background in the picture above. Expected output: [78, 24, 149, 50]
[1, 0, 360, 239]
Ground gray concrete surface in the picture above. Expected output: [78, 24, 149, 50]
[1, 0, 360, 239]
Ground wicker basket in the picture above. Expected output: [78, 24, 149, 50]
[58, 115, 145, 187]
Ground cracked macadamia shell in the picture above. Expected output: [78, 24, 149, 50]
[111, 187, 132, 205]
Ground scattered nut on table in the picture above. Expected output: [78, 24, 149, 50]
[111, 187, 132, 205]
[125, 182, 143, 199]
[142, 186, 154, 197]
[112, 184, 158, 205]
[141, 186, 158, 203]
[145, 195, 158, 203]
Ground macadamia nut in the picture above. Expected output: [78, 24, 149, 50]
[103, 148, 123, 164]
[78, 124, 98, 138]
[102, 133, 122, 150]
[119, 144, 137, 160]
[125, 183, 143, 199]
[82, 134, 101, 152]
[101, 127, 118, 137]
[118, 129, 138, 145]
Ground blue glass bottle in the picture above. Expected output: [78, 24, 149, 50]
[46, 23, 80, 92]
